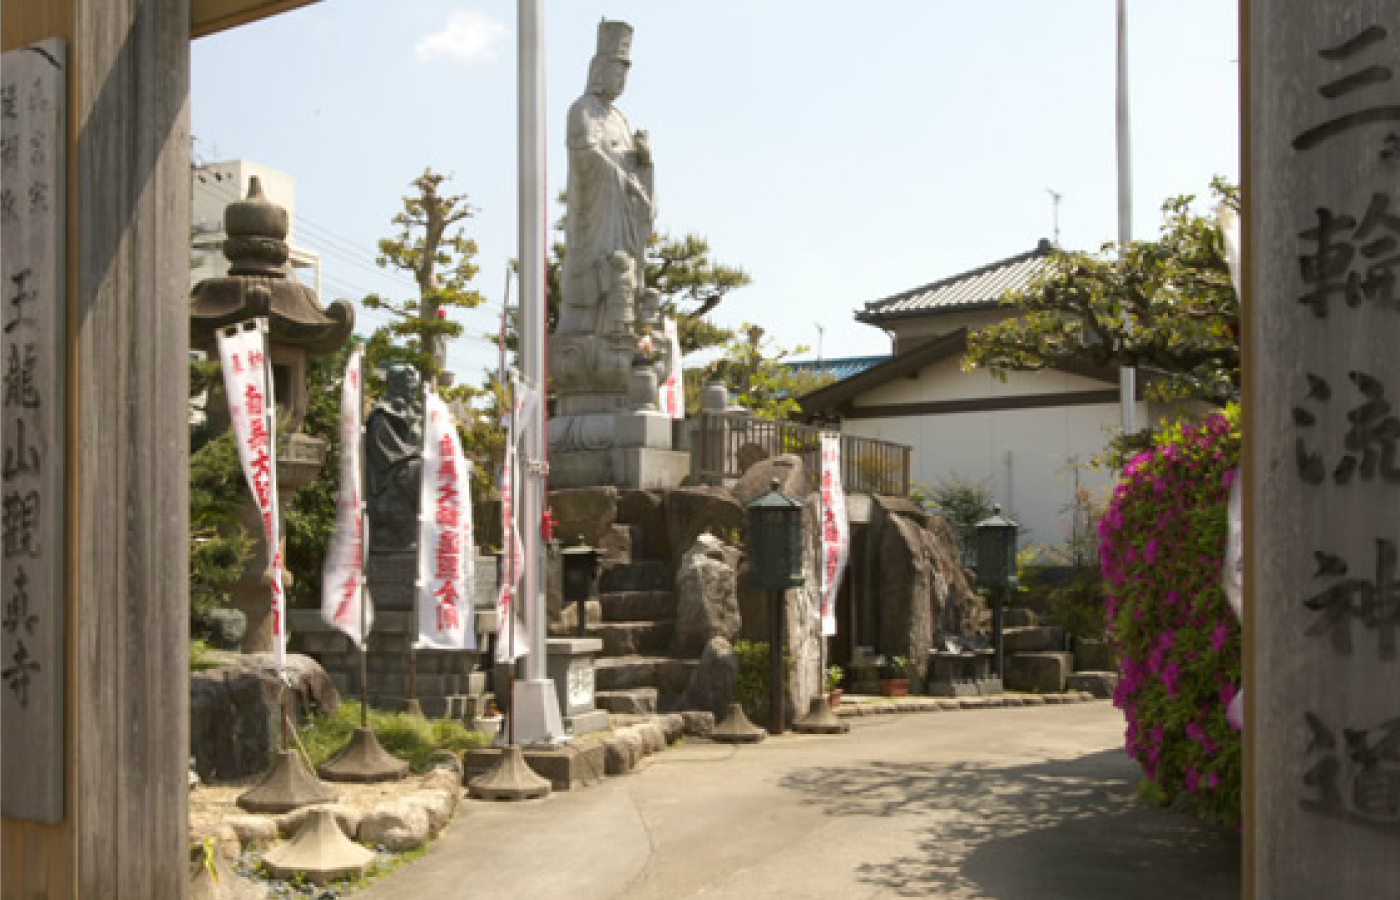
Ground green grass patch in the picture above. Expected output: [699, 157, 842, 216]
[299, 701, 493, 773]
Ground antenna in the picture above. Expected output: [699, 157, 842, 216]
[1046, 188, 1063, 247]
[815, 322, 825, 370]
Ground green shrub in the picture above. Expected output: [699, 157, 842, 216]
[733, 639, 792, 719]
[300, 701, 492, 773]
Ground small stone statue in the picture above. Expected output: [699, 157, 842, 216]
[365, 364, 423, 552]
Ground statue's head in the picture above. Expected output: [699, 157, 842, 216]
[385, 364, 421, 401]
[586, 20, 632, 99]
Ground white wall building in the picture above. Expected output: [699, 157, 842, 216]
[191, 158, 320, 292]
[800, 240, 1176, 554]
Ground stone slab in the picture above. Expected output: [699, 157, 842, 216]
[1004, 652, 1073, 694]
[465, 742, 606, 791]
[549, 448, 691, 491]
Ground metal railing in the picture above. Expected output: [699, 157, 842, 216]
[691, 411, 911, 496]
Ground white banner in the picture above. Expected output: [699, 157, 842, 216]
[819, 433, 850, 637]
[216, 320, 287, 669]
[495, 375, 530, 663]
[659, 318, 684, 419]
[415, 392, 476, 651]
[321, 346, 372, 648]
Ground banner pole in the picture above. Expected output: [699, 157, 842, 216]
[358, 349, 370, 729]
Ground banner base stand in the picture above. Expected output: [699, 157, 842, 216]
[509, 679, 567, 746]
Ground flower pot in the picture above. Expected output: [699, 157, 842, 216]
[879, 678, 910, 698]
[827, 688, 843, 709]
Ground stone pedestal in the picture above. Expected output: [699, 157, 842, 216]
[546, 638, 608, 736]
[549, 446, 691, 491]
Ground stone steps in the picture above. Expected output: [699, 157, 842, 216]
[594, 655, 697, 693]
[594, 687, 659, 715]
[600, 560, 669, 593]
[594, 620, 675, 656]
[600, 590, 676, 622]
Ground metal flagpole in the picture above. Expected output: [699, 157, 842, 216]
[358, 350, 370, 728]
[512, 0, 565, 744]
[1116, 0, 1137, 435]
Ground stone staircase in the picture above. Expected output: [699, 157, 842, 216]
[1001, 608, 1119, 698]
[557, 559, 701, 715]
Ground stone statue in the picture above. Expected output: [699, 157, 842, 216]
[365, 364, 423, 552]
[546, 20, 687, 486]
[559, 19, 653, 339]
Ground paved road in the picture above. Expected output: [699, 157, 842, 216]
[360, 702, 1240, 900]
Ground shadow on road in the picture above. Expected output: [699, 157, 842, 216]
[779, 748, 1240, 899]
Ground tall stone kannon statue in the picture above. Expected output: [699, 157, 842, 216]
[549, 19, 688, 490]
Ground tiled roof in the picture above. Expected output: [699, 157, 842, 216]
[783, 355, 890, 382]
[857, 239, 1056, 323]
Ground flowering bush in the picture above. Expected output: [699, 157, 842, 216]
[1099, 407, 1241, 825]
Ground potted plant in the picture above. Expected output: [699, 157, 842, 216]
[824, 665, 844, 709]
[880, 656, 912, 697]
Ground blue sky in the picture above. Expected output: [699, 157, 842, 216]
[192, 1, 1239, 381]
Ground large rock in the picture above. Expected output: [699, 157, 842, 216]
[359, 799, 431, 852]
[189, 653, 341, 782]
[672, 535, 741, 657]
[663, 487, 745, 571]
[733, 453, 812, 504]
[1074, 637, 1117, 672]
[678, 636, 738, 718]
[868, 497, 982, 690]
[1066, 671, 1119, 699]
[1004, 625, 1066, 654]
[550, 486, 619, 547]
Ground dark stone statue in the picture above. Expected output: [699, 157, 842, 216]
[366, 364, 423, 552]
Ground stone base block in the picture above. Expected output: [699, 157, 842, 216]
[1003, 625, 1066, 654]
[565, 709, 611, 736]
[1066, 671, 1119, 699]
[1004, 652, 1073, 694]
[550, 448, 691, 491]
[465, 743, 605, 791]
[1074, 638, 1118, 672]
[596, 688, 659, 715]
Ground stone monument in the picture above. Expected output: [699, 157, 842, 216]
[189, 178, 355, 652]
[547, 19, 689, 490]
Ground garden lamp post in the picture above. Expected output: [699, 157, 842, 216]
[975, 506, 1020, 680]
[746, 479, 805, 735]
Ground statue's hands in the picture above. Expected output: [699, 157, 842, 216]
[633, 130, 651, 167]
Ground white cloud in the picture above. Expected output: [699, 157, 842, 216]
[414, 10, 510, 65]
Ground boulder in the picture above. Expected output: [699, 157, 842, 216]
[189, 653, 340, 782]
[679, 710, 715, 737]
[224, 814, 278, 849]
[598, 523, 633, 565]
[868, 497, 982, 690]
[678, 637, 738, 719]
[274, 803, 361, 840]
[659, 713, 685, 744]
[602, 729, 644, 775]
[637, 722, 666, 754]
[402, 789, 455, 835]
[550, 486, 619, 548]
[663, 488, 745, 571]
[359, 799, 432, 852]
[733, 453, 812, 503]
[672, 535, 742, 657]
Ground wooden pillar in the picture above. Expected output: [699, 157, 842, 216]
[1246, 1, 1400, 894]
[1, 1, 190, 898]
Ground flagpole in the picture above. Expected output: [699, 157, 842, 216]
[512, 0, 565, 744]
[358, 349, 370, 729]
[256, 318, 291, 752]
[1116, 0, 1137, 435]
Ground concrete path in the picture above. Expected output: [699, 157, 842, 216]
[359, 702, 1240, 899]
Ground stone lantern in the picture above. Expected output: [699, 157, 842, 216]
[974, 505, 1020, 680]
[189, 178, 355, 652]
